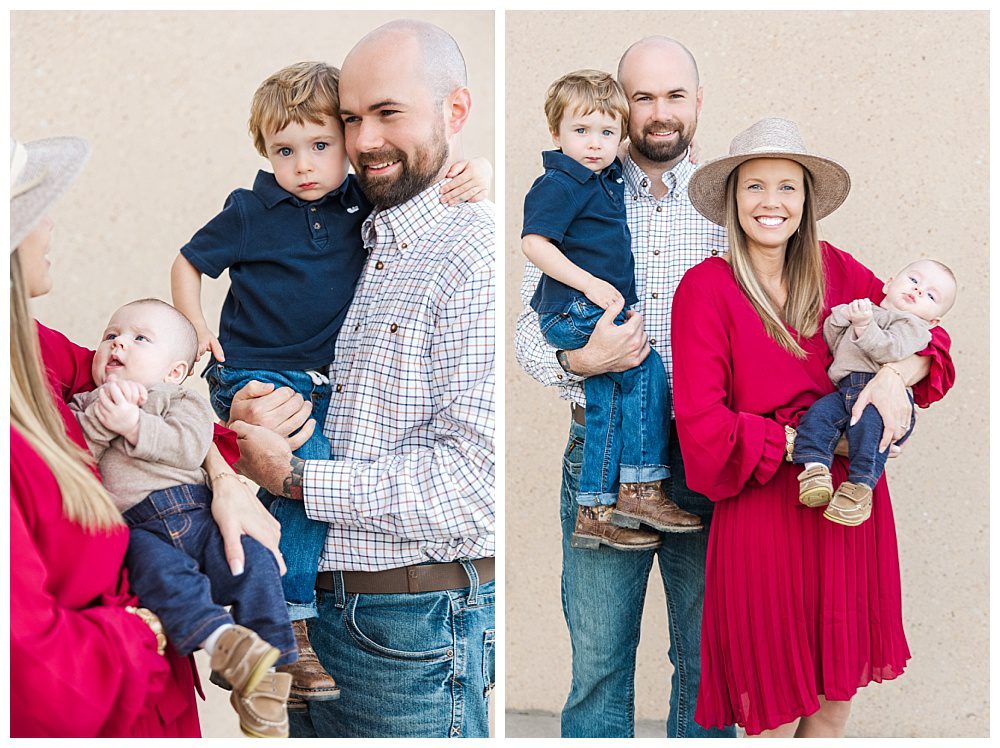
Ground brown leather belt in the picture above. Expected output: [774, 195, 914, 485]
[572, 403, 585, 426]
[316, 557, 494, 595]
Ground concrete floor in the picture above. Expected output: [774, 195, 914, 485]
[505, 710, 664, 738]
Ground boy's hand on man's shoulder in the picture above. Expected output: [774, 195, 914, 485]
[440, 157, 492, 206]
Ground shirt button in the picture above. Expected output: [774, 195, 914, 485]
[651, 292, 659, 299]
[310, 207, 317, 213]
[400, 242, 408, 249]
[653, 249, 660, 256]
[642, 179, 648, 187]
[375, 261, 384, 270]
[336, 384, 344, 393]
[390, 323, 398, 333]
[650, 338, 657, 346]
[313, 222, 321, 229]
[711, 249, 719, 256]
[632, 195, 638, 201]
[354, 324, 360, 331]
[556, 374, 564, 380]
[656, 206, 663, 213]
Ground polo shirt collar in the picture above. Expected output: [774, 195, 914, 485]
[541, 149, 623, 185]
[252, 170, 354, 209]
[623, 147, 695, 198]
[363, 178, 452, 256]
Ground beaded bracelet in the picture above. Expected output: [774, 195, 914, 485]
[126, 605, 167, 656]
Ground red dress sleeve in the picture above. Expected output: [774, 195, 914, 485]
[672, 261, 786, 501]
[825, 243, 955, 407]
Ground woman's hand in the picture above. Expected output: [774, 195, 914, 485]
[832, 436, 902, 459]
[205, 445, 285, 576]
[852, 366, 913, 451]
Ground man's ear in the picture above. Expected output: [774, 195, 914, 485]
[164, 360, 190, 385]
[445, 86, 472, 136]
[695, 85, 704, 118]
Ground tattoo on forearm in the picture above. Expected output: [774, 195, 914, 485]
[282, 456, 305, 500]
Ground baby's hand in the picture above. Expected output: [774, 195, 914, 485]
[94, 381, 143, 442]
[196, 326, 226, 362]
[440, 157, 492, 206]
[846, 298, 874, 326]
[583, 277, 624, 311]
[103, 378, 148, 407]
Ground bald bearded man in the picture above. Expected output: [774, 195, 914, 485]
[515, 37, 735, 738]
[231, 20, 495, 738]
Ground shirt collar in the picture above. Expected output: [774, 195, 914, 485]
[252, 170, 354, 209]
[622, 147, 696, 198]
[541, 149, 622, 185]
[363, 178, 453, 255]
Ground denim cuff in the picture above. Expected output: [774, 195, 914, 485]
[619, 464, 670, 483]
[576, 490, 619, 507]
[286, 599, 320, 622]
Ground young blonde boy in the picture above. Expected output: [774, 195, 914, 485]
[521, 70, 702, 553]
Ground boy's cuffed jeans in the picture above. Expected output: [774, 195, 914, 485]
[122, 484, 296, 665]
[539, 298, 670, 507]
[793, 371, 916, 488]
[287, 565, 495, 737]
[558, 419, 735, 738]
[205, 361, 332, 621]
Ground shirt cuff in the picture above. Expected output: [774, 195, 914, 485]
[750, 418, 787, 487]
[303, 458, 355, 525]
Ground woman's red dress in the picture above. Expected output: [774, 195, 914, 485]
[10, 323, 206, 737]
[671, 243, 954, 735]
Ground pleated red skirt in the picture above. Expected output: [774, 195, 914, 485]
[694, 457, 910, 735]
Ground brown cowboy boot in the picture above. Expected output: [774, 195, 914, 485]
[277, 619, 341, 701]
[570, 504, 661, 551]
[612, 481, 703, 533]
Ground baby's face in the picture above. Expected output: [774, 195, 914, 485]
[93, 305, 188, 387]
[264, 116, 349, 202]
[881, 259, 956, 325]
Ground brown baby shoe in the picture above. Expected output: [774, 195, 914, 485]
[798, 464, 834, 507]
[570, 504, 661, 551]
[823, 481, 873, 526]
[210, 625, 281, 696]
[612, 482, 703, 533]
[277, 619, 341, 701]
[230, 671, 292, 738]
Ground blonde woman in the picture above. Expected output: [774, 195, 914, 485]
[10, 136, 284, 737]
[671, 119, 954, 737]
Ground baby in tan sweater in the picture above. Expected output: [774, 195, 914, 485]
[792, 259, 957, 527]
[69, 298, 296, 738]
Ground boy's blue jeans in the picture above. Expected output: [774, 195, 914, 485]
[539, 298, 670, 506]
[206, 361, 332, 621]
[288, 566, 494, 737]
[122, 484, 296, 665]
[793, 371, 916, 488]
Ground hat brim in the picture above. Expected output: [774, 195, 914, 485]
[688, 150, 851, 226]
[11, 136, 90, 250]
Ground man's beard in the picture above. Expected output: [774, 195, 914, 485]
[354, 124, 449, 208]
[631, 118, 695, 165]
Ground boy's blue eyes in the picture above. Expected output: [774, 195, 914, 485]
[279, 147, 292, 157]
[315, 142, 326, 150]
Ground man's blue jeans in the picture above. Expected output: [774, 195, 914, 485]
[205, 361, 332, 621]
[559, 419, 735, 738]
[287, 564, 495, 737]
[122, 484, 296, 665]
[540, 298, 670, 506]
[793, 371, 916, 488]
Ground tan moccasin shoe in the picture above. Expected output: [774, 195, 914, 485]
[231, 671, 292, 738]
[798, 464, 833, 507]
[210, 625, 281, 696]
[823, 481, 873, 526]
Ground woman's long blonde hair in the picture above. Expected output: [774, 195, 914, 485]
[10, 251, 122, 531]
[724, 164, 825, 359]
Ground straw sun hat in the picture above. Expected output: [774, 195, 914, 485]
[10, 136, 90, 250]
[688, 117, 851, 226]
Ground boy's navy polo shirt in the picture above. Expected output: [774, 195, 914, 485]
[522, 149, 637, 314]
[180, 170, 371, 371]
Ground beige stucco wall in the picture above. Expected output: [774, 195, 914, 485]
[11, 10, 494, 738]
[505, 10, 988, 738]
